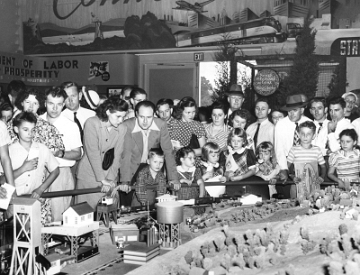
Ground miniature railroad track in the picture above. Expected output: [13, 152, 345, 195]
[81, 255, 123, 275]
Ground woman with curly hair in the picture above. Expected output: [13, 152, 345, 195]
[76, 96, 128, 208]
[168, 96, 206, 156]
[8, 88, 65, 151]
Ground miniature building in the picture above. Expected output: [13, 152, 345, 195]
[63, 202, 94, 227]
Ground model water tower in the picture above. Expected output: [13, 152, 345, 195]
[10, 197, 41, 275]
[156, 201, 183, 249]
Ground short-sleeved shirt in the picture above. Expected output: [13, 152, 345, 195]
[40, 114, 82, 167]
[0, 121, 10, 147]
[9, 141, 59, 196]
[168, 119, 206, 147]
[329, 149, 360, 181]
[287, 145, 325, 165]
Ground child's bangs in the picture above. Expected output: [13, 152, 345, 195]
[209, 149, 220, 154]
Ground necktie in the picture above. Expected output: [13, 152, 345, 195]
[253, 123, 261, 148]
[293, 122, 300, 146]
[317, 122, 323, 135]
[141, 130, 149, 163]
[74, 112, 83, 142]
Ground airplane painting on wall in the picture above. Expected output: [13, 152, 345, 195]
[20, 0, 360, 54]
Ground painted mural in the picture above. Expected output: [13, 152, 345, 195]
[20, 0, 360, 54]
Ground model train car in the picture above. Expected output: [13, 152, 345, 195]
[175, 17, 287, 47]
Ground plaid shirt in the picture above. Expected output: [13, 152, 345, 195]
[134, 165, 167, 205]
[222, 148, 257, 178]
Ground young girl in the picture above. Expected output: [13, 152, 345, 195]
[200, 142, 226, 183]
[175, 147, 205, 200]
[222, 128, 257, 181]
[328, 129, 360, 190]
[255, 142, 281, 198]
[228, 109, 255, 151]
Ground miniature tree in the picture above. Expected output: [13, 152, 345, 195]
[327, 57, 348, 99]
[279, 14, 319, 104]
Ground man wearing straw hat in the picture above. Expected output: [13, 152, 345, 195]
[274, 94, 311, 184]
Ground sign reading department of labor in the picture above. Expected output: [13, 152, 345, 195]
[253, 69, 280, 96]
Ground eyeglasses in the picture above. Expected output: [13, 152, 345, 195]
[124, 96, 130, 100]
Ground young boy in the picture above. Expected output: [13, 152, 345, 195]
[10, 112, 60, 223]
[133, 148, 167, 207]
[287, 121, 326, 198]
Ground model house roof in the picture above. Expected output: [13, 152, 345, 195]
[66, 202, 94, 215]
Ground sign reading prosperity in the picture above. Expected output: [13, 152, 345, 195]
[253, 69, 280, 96]
[331, 37, 359, 56]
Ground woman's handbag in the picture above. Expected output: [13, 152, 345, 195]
[102, 148, 115, 170]
[189, 133, 200, 149]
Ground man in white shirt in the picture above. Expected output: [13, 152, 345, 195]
[40, 87, 82, 221]
[226, 84, 245, 119]
[275, 94, 311, 183]
[246, 98, 274, 147]
[309, 97, 329, 156]
[327, 97, 354, 153]
[61, 82, 96, 131]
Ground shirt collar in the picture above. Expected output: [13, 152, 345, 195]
[258, 118, 269, 125]
[177, 165, 196, 173]
[201, 161, 219, 168]
[228, 146, 245, 155]
[132, 118, 160, 133]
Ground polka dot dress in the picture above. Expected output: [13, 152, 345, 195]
[168, 119, 206, 147]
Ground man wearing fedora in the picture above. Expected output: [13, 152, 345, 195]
[274, 94, 311, 183]
[226, 84, 245, 118]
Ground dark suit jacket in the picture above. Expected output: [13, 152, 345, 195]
[120, 117, 177, 183]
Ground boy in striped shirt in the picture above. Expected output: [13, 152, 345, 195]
[287, 121, 326, 197]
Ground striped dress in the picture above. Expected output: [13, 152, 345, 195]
[329, 149, 360, 182]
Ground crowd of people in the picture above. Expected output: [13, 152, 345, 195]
[1, 80, 360, 223]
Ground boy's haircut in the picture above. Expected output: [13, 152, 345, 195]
[309, 97, 327, 108]
[7, 80, 26, 98]
[130, 87, 147, 99]
[45, 86, 68, 100]
[60, 81, 79, 92]
[0, 102, 13, 112]
[148, 148, 164, 159]
[256, 141, 277, 169]
[201, 142, 220, 161]
[227, 127, 248, 147]
[156, 98, 174, 110]
[328, 97, 346, 109]
[255, 97, 271, 108]
[175, 146, 194, 165]
[298, 121, 316, 134]
[339, 128, 358, 143]
[13, 111, 37, 128]
[135, 100, 156, 114]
